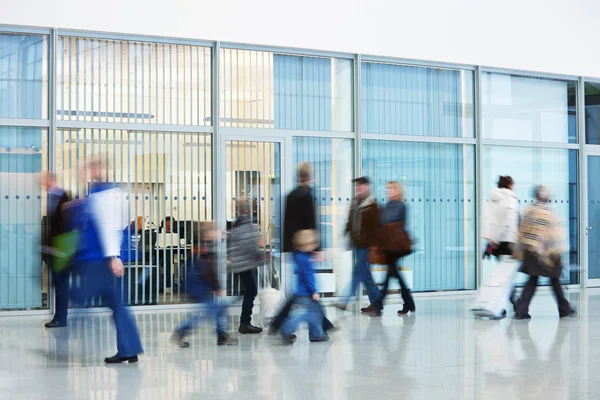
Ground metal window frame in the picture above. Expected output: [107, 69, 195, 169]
[2, 22, 599, 314]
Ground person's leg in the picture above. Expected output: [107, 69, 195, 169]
[307, 300, 325, 341]
[380, 257, 397, 303]
[101, 278, 143, 360]
[397, 267, 415, 312]
[550, 277, 571, 317]
[339, 256, 361, 307]
[356, 248, 381, 309]
[239, 270, 258, 326]
[516, 275, 539, 318]
[280, 302, 305, 338]
[48, 268, 70, 326]
[269, 297, 295, 333]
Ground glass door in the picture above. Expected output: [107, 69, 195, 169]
[221, 138, 283, 297]
[587, 155, 600, 286]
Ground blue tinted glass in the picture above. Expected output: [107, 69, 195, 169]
[0, 34, 47, 119]
[361, 62, 474, 137]
[362, 140, 476, 291]
[0, 127, 45, 309]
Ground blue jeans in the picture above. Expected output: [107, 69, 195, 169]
[280, 297, 324, 340]
[179, 270, 227, 337]
[342, 247, 381, 307]
[71, 260, 143, 357]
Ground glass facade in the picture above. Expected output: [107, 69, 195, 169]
[362, 63, 474, 137]
[220, 49, 353, 131]
[481, 72, 577, 143]
[363, 140, 476, 291]
[0, 26, 596, 312]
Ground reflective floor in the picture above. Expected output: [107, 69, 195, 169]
[1, 288, 599, 400]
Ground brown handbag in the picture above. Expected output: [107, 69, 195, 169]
[368, 246, 387, 265]
[380, 222, 413, 257]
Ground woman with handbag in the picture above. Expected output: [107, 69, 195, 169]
[379, 181, 415, 315]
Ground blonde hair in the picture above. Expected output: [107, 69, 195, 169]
[387, 181, 403, 201]
[298, 162, 311, 183]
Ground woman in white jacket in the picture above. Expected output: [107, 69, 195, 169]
[482, 176, 519, 257]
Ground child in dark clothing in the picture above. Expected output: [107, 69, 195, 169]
[280, 230, 329, 344]
[171, 222, 238, 347]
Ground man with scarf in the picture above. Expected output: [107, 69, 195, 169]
[336, 177, 382, 316]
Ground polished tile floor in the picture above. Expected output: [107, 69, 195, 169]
[0, 288, 598, 400]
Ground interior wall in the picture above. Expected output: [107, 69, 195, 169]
[1, 0, 599, 77]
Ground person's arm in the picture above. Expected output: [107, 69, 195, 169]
[297, 256, 317, 296]
[500, 197, 519, 243]
[90, 188, 124, 258]
[204, 257, 222, 293]
[306, 193, 322, 252]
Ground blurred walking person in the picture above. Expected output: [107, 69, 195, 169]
[378, 181, 415, 314]
[270, 163, 335, 335]
[471, 176, 520, 319]
[69, 158, 143, 363]
[171, 222, 238, 347]
[336, 177, 382, 316]
[228, 198, 264, 334]
[514, 185, 576, 320]
[42, 172, 71, 328]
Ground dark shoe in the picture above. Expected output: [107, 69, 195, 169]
[310, 333, 330, 343]
[334, 303, 347, 311]
[280, 334, 297, 345]
[360, 304, 376, 313]
[490, 310, 507, 320]
[44, 320, 67, 328]
[560, 308, 577, 318]
[170, 329, 190, 348]
[217, 335, 239, 346]
[515, 314, 532, 320]
[239, 324, 263, 334]
[104, 354, 139, 364]
[268, 326, 279, 335]
[398, 305, 416, 315]
[371, 308, 382, 317]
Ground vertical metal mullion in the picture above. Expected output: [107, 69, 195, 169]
[134, 43, 138, 124]
[578, 76, 587, 289]
[141, 43, 145, 124]
[135, 130, 140, 304]
[354, 54, 361, 179]
[156, 43, 159, 125]
[474, 66, 483, 289]
[91, 39, 95, 121]
[112, 40, 116, 121]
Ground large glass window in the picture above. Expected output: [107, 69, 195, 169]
[57, 37, 212, 125]
[0, 127, 46, 309]
[585, 81, 600, 145]
[0, 34, 48, 119]
[482, 146, 578, 285]
[361, 62, 474, 137]
[362, 140, 476, 291]
[481, 73, 577, 143]
[55, 128, 212, 305]
[220, 49, 353, 131]
[292, 137, 353, 296]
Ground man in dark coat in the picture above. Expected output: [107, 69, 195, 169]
[42, 172, 71, 328]
[270, 163, 335, 334]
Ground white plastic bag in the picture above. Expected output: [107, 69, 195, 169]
[257, 263, 285, 328]
[258, 286, 286, 328]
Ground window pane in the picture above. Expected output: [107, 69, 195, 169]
[55, 128, 212, 306]
[0, 127, 46, 309]
[0, 34, 48, 119]
[361, 62, 474, 137]
[362, 140, 476, 291]
[482, 146, 578, 285]
[292, 137, 353, 296]
[585, 82, 600, 144]
[481, 73, 577, 143]
[220, 49, 353, 131]
[57, 37, 211, 125]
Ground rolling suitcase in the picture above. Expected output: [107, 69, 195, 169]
[471, 255, 520, 319]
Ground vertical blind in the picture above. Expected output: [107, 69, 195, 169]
[362, 62, 474, 137]
[363, 140, 476, 291]
[57, 37, 211, 125]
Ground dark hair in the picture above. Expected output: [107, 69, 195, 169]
[497, 176, 514, 189]
[352, 176, 370, 185]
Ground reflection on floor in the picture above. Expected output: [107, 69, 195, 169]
[1, 289, 598, 400]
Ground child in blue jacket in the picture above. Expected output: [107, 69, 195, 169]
[280, 230, 329, 343]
